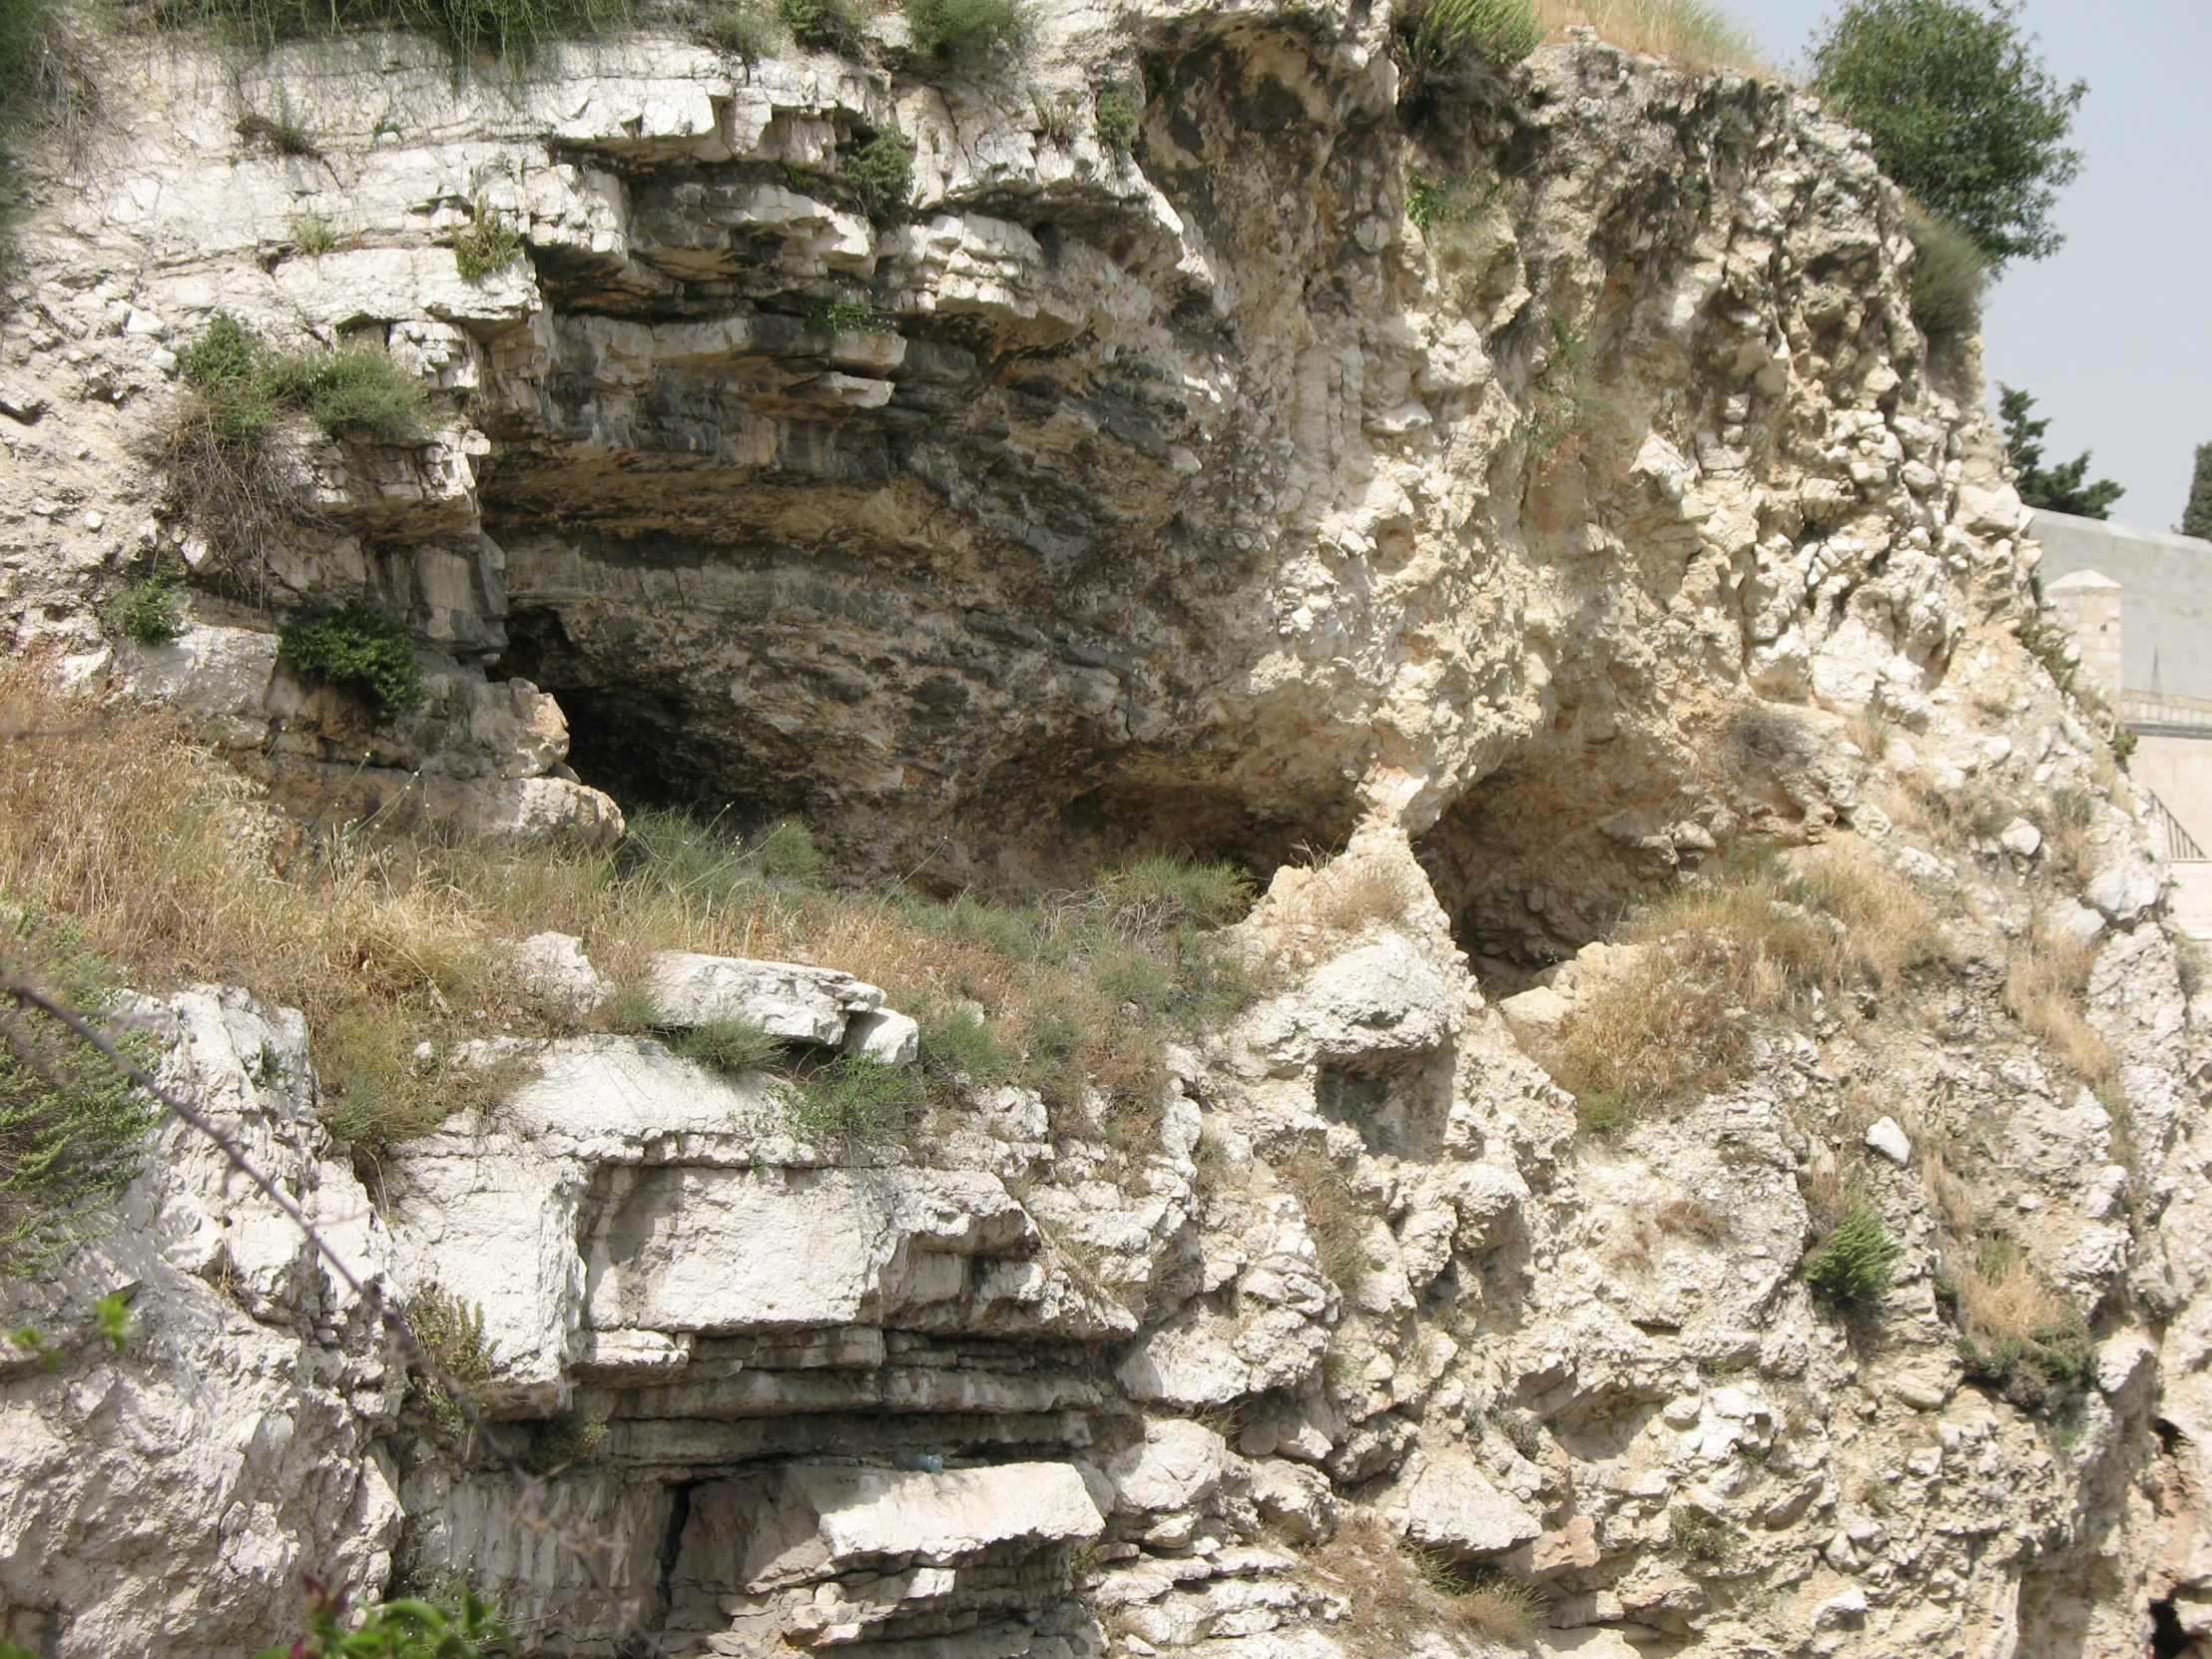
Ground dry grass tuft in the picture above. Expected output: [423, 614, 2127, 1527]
[1533, 0, 1768, 73]
[1656, 1195, 1728, 1242]
[1950, 1233, 2095, 1413]
[1299, 1513, 1542, 1655]
[2002, 923, 2115, 1095]
[0, 661, 1255, 1156]
[1539, 839, 1942, 1122]
[1277, 1146, 1377, 1290]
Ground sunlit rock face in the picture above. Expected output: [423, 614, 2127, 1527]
[10, 10, 2212, 1659]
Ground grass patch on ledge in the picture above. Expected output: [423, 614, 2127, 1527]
[1533, 0, 1769, 75]
[157, 0, 633, 61]
[1535, 839, 1945, 1129]
[0, 659, 1261, 1162]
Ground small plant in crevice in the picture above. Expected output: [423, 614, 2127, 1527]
[787, 1052, 922, 1142]
[451, 199, 525, 279]
[1951, 1232, 2095, 1415]
[1904, 203, 1985, 342]
[1800, 1198, 1898, 1309]
[235, 108, 318, 156]
[285, 207, 336, 255]
[776, 0, 864, 52]
[404, 1283, 500, 1440]
[840, 127, 913, 219]
[105, 574, 186, 646]
[0, 917, 158, 1269]
[1092, 82, 1138, 151]
[1404, 171, 1491, 236]
[663, 1014, 783, 1079]
[1486, 1403, 1545, 1461]
[279, 605, 429, 720]
[1668, 1505, 1735, 1563]
[697, 0, 780, 56]
[1392, 0, 1541, 79]
[1278, 1145, 1376, 1290]
[904, 0, 1027, 68]
[800, 292, 892, 334]
[518, 1408, 607, 1475]
[1513, 312, 1611, 462]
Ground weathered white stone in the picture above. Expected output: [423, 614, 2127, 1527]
[1864, 1117, 1912, 1165]
[1238, 935, 1453, 1073]
[1109, 1419, 1244, 1516]
[672, 1460, 1103, 1595]
[2087, 854, 2164, 923]
[512, 931, 613, 1018]
[1393, 1449, 1541, 1558]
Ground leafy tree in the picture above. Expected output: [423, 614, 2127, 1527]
[1810, 0, 2084, 266]
[1997, 385, 2123, 520]
[2182, 443, 2212, 541]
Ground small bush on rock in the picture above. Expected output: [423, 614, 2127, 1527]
[274, 343, 427, 443]
[775, 0, 863, 51]
[789, 1052, 921, 1141]
[279, 605, 428, 720]
[1393, 0, 1542, 77]
[1905, 205, 1986, 340]
[665, 1014, 782, 1078]
[0, 919, 157, 1268]
[840, 127, 913, 218]
[1668, 1506, 1735, 1562]
[1801, 1199, 1898, 1307]
[405, 1283, 500, 1439]
[1092, 83, 1138, 150]
[451, 199, 524, 279]
[1952, 1232, 2093, 1413]
[106, 575, 186, 646]
[697, 0, 779, 55]
[905, 0, 1027, 67]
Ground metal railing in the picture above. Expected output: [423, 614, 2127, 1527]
[2143, 787, 2209, 862]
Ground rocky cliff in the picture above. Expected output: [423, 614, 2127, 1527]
[5, 6, 2211, 1659]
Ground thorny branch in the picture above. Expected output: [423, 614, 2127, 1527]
[1, 971, 662, 1651]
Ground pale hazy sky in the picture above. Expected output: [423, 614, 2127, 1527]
[1717, 0, 2212, 531]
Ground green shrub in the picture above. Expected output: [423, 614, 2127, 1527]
[279, 606, 429, 720]
[776, 0, 863, 51]
[1998, 383, 2123, 519]
[699, 0, 779, 56]
[451, 200, 524, 279]
[1393, 0, 1541, 75]
[1801, 1200, 1898, 1307]
[1487, 1404, 1544, 1460]
[801, 293, 891, 334]
[1810, 0, 2084, 266]
[0, 920, 158, 1269]
[183, 310, 283, 442]
[789, 1052, 921, 1140]
[518, 1408, 607, 1474]
[107, 576, 187, 647]
[905, 0, 1027, 66]
[170, 0, 633, 62]
[1957, 1328, 2095, 1415]
[666, 1014, 783, 1077]
[1905, 206, 1985, 339]
[1092, 82, 1138, 151]
[841, 127, 913, 218]
[1668, 1506, 1734, 1562]
[287, 207, 336, 255]
[235, 110, 318, 156]
[274, 344, 427, 443]
[252, 1576, 509, 1659]
[404, 1283, 500, 1438]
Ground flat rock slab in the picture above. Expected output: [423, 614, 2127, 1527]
[674, 1460, 1105, 1596]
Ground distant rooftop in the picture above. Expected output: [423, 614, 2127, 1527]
[2032, 509, 2212, 702]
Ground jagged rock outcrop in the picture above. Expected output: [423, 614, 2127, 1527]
[7, 7, 2212, 1659]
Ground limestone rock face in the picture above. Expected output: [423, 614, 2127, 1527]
[8, 6, 2212, 1659]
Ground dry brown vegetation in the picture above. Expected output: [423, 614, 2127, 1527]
[0, 662, 1254, 1153]
[1539, 840, 1944, 1124]
[1534, 0, 1768, 73]
[1276, 1146, 1378, 1290]
[2002, 923, 2116, 1097]
[1299, 1513, 1541, 1653]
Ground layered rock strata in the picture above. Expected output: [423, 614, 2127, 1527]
[4, 9, 2211, 1659]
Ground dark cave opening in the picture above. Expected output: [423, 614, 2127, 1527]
[2152, 1596, 2195, 1659]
